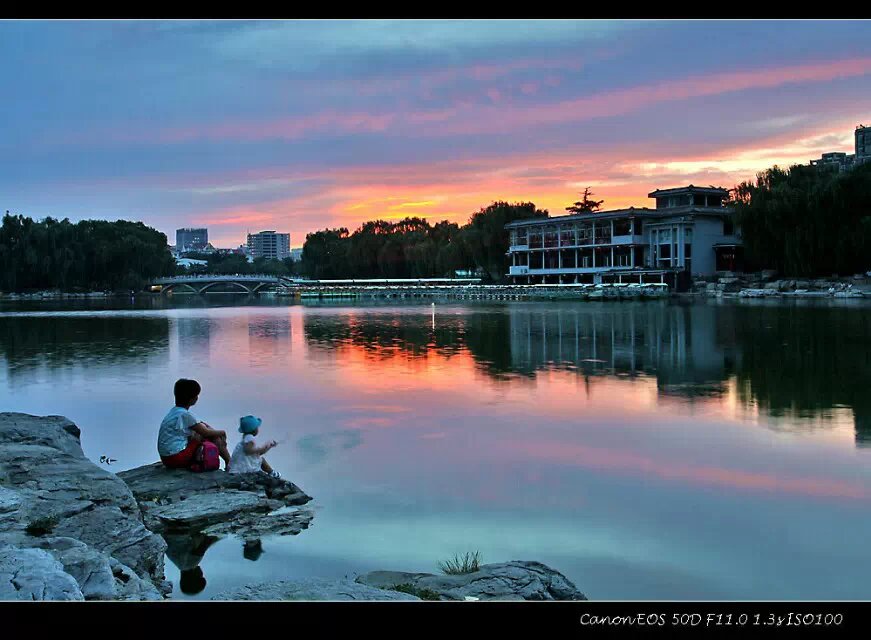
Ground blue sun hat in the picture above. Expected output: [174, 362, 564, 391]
[239, 415, 262, 434]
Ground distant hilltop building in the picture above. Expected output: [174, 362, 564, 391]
[505, 184, 741, 285]
[810, 124, 870, 172]
[176, 228, 209, 253]
[247, 230, 291, 260]
[290, 247, 303, 263]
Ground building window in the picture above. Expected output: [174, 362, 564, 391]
[723, 218, 734, 235]
[544, 230, 558, 248]
[613, 219, 631, 236]
[516, 229, 527, 245]
[615, 249, 631, 266]
[560, 227, 575, 246]
[529, 231, 542, 249]
[530, 252, 543, 269]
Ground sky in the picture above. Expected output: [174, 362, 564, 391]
[1, 19, 870, 249]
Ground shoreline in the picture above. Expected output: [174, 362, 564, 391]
[0, 413, 587, 601]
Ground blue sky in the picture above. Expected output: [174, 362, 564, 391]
[2, 19, 870, 247]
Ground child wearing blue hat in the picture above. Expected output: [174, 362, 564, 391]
[227, 415, 280, 477]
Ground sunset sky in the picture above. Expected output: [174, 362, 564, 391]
[2, 19, 870, 248]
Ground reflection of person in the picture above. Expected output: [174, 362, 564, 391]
[179, 566, 207, 595]
[164, 533, 218, 596]
[158, 378, 232, 470]
[242, 539, 263, 562]
[228, 415, 280, 477]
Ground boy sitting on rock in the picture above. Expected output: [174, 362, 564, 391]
[158, 378, 231, 470]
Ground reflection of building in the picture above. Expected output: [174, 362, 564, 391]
[176, 228, 209, 253]
[175, 317, 213, 363]
[507, 304, 740, 397]
[505, 185, 740, 284]
[247, 231, 291, 260]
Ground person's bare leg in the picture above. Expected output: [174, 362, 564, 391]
[260, 459, 273, 474]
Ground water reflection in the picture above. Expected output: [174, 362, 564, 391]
[301, 301, 871, 447]
[0, 313, 170, 379]
[164, 532, 219, 595]
[2, 298, 871, 599]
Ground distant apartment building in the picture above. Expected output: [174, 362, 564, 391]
[290, 248, 303, 263]
[176, 228, 209, 253]
[810, 124, 870, 172]
[505, 185, 741, 284]
[247, 230, 291, 260]
[856, 124, 870, 164]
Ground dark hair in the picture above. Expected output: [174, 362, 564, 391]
[179, 567, 206, 595]
[174, 378, 201, 406]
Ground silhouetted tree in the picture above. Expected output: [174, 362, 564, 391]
[565, 187, 604, 214]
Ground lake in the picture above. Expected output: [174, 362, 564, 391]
[1, 295, 870, 600]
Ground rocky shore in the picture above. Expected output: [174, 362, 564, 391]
[0, 413, 588, 601]
[690, 271, 870, 299]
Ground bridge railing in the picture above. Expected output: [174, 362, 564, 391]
[153, 274, 282, 283]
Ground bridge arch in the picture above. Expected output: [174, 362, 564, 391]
[197, 280, 254, 295]
[161, 282, 199, 295]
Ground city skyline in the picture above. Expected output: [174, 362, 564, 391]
[2, 20, 870, 248]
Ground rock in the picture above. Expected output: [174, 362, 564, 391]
[763, 281, 782, 290]
[201, 507, 314, 540]
[356, 561, 587, 601]
[118, 463, 312, 538]
[213, 577, 421, 601]
[0, 413, 168, 599]
[0, 545, 84, 601]
[760, 270, 778, 281]
[22, 536, 164, 601]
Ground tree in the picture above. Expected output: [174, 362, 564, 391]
[565, 187, 604, 214]
[0, 214, 176, 293]
[730, 162, 871, 276]
[461, 201, 549, 282]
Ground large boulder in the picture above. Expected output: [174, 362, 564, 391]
[117, 463, 312, 538]
[356, 561, 587, 601]
[213, 578, 421, 601]
[0, 413, 169, 600]
[0, 545, 84, 601]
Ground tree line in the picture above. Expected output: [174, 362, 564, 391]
[0, 213, 176, 292]
[300, 202, 549, 282]
[731, 161, 871, 276]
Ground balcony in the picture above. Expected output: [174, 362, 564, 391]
[611, 234, 645, 245]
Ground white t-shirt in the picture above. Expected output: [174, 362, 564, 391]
[158, 407, 199, 457]
[228, 434, 263, 474]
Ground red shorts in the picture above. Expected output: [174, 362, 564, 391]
[160, 438, 200, 469]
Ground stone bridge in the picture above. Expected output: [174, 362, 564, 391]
[152, 274, 289, 295]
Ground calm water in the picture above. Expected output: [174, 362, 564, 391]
[2, 295, 871, 600]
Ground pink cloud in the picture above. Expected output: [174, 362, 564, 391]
[509, 441, 869, 501]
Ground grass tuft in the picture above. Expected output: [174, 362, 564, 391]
[25, 514, 60, 537]
[438, 551, 482, 575]
[392, 583, 441, 600]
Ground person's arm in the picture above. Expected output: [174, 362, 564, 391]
[191, 422, 226, 440]
[243, 439, 277, 456]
